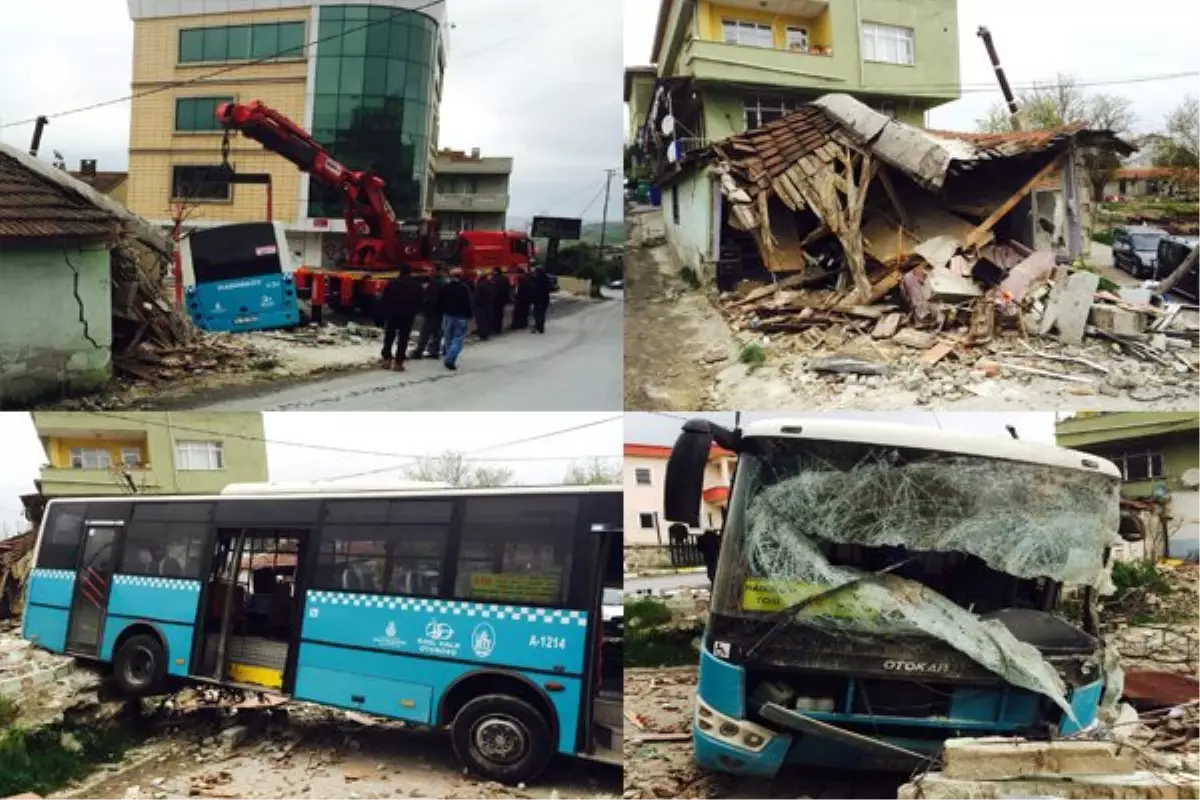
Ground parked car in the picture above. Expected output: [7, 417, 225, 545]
[1111, 225, 1168, 278]
[1156, 234, 1199, 302]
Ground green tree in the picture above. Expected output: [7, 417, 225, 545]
[402, 451, 514, 488]
[563, 457, 622, 485]
[977, 74, 1134, 207]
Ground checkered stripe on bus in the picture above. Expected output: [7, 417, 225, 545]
[307, 592, 589, 626]
[31, 569, 75, 581]
[112, 575, 202, 592]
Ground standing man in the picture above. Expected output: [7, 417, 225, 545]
[378, 263, 423, 371]
[531, 265, 553, 334]
[472, 270, 497, 341]
[437, 267, 474, 371]
[491, 267, 511, 336]
[412, 264, 446, 360]
[511, 269, 534, 331]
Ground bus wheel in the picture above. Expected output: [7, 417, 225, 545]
[451, 694, 553, 785]
[112, 634, 167, 697]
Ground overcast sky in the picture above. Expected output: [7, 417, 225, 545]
[625, 411, 1063, 446]
[623, 0, 1198, 136]
[0, 0, 622, 224]
[0, 412, 622, 536]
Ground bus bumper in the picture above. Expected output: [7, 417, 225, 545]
[693, 701, 792, 778]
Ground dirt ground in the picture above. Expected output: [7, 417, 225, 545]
[621, 668, 905, 800]
[622, 207, 1198, 411]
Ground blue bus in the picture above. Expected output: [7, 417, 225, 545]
[22, 484, 623, 783]
[663, 418, 1130, 777]
[180, 222, 301, 332]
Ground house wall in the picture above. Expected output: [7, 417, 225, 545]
[858, 0, 960, 100]
[0, 242, 112, 407]
[33, 411, 269, 496]
[624, 449, 733, 546]
[663, 173, 716, 280]
[699, 85, 924, 143]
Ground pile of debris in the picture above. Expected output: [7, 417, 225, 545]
[683, 95, 1197, 388]
[0, 532, 34, 619]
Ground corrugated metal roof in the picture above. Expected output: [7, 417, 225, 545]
[0, 151, 119, 239]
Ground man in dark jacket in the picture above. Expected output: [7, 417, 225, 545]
[437, 267, 474, 370]
[511, 270, 534, 331]
[378, 263, 424, 371]
[472, 271, 497, 341]
[491, 268, 511, 336]
[531, 266, 553, 334]
[411, 265, 446, 359]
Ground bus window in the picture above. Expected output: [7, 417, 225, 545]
[315, 516, 451, 597]
[454, 495, 578, 606]
[119, 519, 209, 579]
[36, 503, 89, 569]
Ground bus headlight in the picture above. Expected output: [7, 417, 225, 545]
[694, 699, 775, 753]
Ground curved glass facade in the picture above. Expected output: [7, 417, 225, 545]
[308, 5, 439, 220]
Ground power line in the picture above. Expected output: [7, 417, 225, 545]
[578, 180, 608, 218]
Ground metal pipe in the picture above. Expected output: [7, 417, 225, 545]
[29, 116, 49, 157]
[977, 27, 1021, 131]
[213, 529, 246, 681]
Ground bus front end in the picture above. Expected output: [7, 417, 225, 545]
[665, 419, 1127, 779]
[181, 222, 301, 333]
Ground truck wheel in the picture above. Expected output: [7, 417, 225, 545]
[112, 633, 167, 697]
[451, 694, 553, 785]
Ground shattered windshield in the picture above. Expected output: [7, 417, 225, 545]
[1132, 234, 1164, 251]
[710, 438, 1121, 715]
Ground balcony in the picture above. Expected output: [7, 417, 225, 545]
[682, 38, 849, 90]
[432, 193, 509, 213]
[39, 466, 162, 495]
[435, 157, 513, 175]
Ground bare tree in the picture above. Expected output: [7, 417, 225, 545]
[563, 457, 622, 485]
[403, 451, 514, 488]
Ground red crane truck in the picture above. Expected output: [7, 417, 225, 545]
[215, 100, 535, 317]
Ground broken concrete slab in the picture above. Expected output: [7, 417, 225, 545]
[893, 328, 938, 349]
[809, 355, 888, 376]
[914, 235, 961, 271]
[871, 312, 902, 339]
[942, 738, 1137, 781]
[1091, 305, 1146, 337]
[926, 265, 984, 302]
[1054, 271, 1102, 345]
[899, 771, 1198, 800]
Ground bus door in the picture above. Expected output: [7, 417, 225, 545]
[577, 493, 624, 762]
[63, 520, 124, 657]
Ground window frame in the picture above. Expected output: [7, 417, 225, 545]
[635, 468, 652, 486]
[1112, 450, 1166, 482]
[120, 448, 142, 468]
[639, 512, 655, 529]
[170, 165, 232, 203]
[175, 96, 234, 133]
[177, 22, 307, 65]
[721, 18, 774, 49]
[861, 21, 915, 66]
[174, 440, 225, 471]
[784, 26, 810, 52]
[742, 93, 799, 131]
[69, 447, 112, 470]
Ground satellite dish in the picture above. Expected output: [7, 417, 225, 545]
[661, 115, 675, 136]
[666, 141, 678, 164]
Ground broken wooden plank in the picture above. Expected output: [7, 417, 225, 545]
[872, 312, 903, 339]
[1016, 341, 1110, 374]
[920, 341, 956, 365]
[893, 328, 938, 350]
[876, 166, 911, 230]
[630, 732, 693, 743]
[994, 361, 1095, 384]
[964, 156, 1065, 249]
[727, 270, 832, 308]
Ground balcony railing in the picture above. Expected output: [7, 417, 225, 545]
[682, 38, 849, 89]
[432, 192, 509, 213]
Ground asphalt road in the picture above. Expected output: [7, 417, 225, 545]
[198, 294, 623, 411]
[625, 571, 711, 594]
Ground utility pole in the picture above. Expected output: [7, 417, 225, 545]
[598, 168, 616, 251]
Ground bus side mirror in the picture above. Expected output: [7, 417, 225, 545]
[665, 419, 737, 526]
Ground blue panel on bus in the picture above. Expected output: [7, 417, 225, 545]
[1060, 680, 1103, 735]
[302, 592, 590, 676]
[27, 569, 75, 609]
[100, 616, 196, 678]
[22, 603, 70, 654]
[187, 277, 300, 333]
[295, 641, 584, 755]
[698, 646, 746, 719]
[294, 666, 433, 724]
[108, 575, 202, 625]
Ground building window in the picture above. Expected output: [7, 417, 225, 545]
[1112, 450, 1166, 482]
[178, 22, 306, 64]
[635, 468, 652, 486]
[785, 26, 809, 52]
[121, 448, 142, 468]
[69, 448, 111, 470]
[639, 512, 654, 529]
[171, 166, 231, 202]
[175, 97, 233, 132]
[861, 22, 915, 66]
[743, 94, 800, 130]
[176, 441, 224, 471]
[721, 19, 773, 48]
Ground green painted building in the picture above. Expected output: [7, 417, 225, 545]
[1056, 413, 1199, 560]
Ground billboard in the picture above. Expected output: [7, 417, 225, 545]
[531, 216, 582, 240]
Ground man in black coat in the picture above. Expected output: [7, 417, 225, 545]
[378, 263, 424, 370]
[437, 267, 474, 370]
[531, 266, 553, 334]
[472, 271, 497, 341]
[511, 270, 534, 331]
[491, 267, 511, 336]
[411, 264, 446, 359]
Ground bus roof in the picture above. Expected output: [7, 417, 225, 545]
[43, 483, 621, 507]
[740, 418, 1121, 478]
[220, 480, 451, 494]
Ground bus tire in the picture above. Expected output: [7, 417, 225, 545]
[451, 694, 553, 785]
[112, 633, 167, 697]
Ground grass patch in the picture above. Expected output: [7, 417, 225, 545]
[251, 355, 282, 372]
[738, 343, 767, 372]
[0, 723, 130, 798]
[626, 597, 674, 630]
[624, 598, 702, 667]
[1092, 229, 1114, 246]
[678, 266, 701, 290]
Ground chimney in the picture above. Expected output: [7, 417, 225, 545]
[80, 159, 97, 177]
[470, 147, 480, 159]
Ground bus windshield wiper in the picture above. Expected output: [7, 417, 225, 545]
[742, 557, 917, 660]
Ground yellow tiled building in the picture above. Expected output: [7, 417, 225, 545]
[125, 0, 446, 266]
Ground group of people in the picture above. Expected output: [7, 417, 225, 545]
[377, 264, 554, 372]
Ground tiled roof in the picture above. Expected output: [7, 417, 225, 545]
[0, 151, 118, 239]
[925, 124, 1090, 153]
[68, 171, 128, 195]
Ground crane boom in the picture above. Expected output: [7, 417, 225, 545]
[216, 100, 418, 269]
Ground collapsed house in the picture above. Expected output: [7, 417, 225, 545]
[655, 95, 1196, 372]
